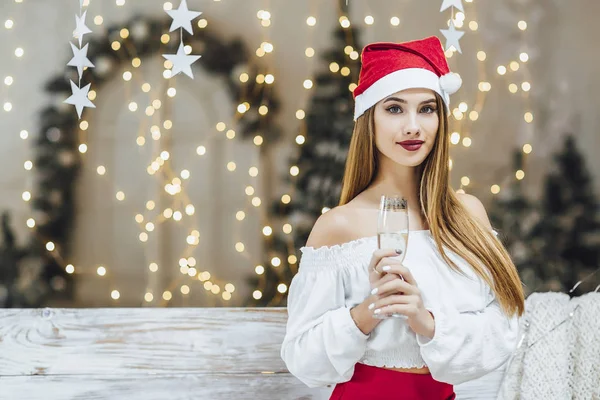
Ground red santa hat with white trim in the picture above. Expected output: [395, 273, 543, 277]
[353, 36, 462, 121]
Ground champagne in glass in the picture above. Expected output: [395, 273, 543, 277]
[375, 195, 409, 319]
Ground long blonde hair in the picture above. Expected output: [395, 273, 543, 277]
[339, 94, 525, 317]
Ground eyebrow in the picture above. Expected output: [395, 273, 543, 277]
[383, 97, 436, 105]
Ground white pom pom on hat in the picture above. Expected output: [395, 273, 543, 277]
[353, 36, 462, 120]
[439, 72, 462, 95]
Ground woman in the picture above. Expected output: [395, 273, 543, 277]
[280, 36, 525, 400]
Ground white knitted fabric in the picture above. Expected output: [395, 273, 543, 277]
[497, 292, 600, 400]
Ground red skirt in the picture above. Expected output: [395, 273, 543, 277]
[329, 363, 455, 400]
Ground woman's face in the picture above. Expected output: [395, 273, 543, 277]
[373, 88, 439, 168]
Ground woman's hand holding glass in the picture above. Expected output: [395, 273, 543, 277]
[367, 249, 435, 338]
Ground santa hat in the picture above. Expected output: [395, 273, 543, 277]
[353, 36, 462, 121]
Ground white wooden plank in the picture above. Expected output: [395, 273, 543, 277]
[0, 374, 334, 400]
[0, 308, 289, 376]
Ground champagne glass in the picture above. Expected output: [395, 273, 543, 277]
[375, 195, 409, 319]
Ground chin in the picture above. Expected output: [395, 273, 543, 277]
[393, 157, 426, 168]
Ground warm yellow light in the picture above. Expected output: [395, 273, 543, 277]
[283, 224, 292, 234]
[510, 61, 520, 71]
[509, 84, 518, 93]
[518, 20, 527, 30]
[477, 51, 486, 61]
[290, 166, 300, 176]
[163, 291, 172, 301]
[462, 137, 472, 147]
[236, 211, 245, 221]
[339, 16, 350, 28]
[235, 242, 245, 252]
[305, 47, 315, 57]
[281, 194, 291, 204]
[520, 52, 529, 62]
[524, 112, 534, 123]
[469, 111, 479, 121]
[491, 185, 501, 194]
[255, 265, 265, 275]
[277, 284, 288, 293]
[111, 290, 120, 300]
[306, 16, 316, 26]
[461, 176, 470, 186]
[516, 170, 525, 180]
[450, 132, 461, 145]
[253, 290, 262, 300]
[390, 17, 400, 26]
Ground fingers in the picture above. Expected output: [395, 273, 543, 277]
[373, 261, 416, 286]
[373, 303, 418, 318]
[371, 276, 419, 297]
[367, 294, 419, 318]
[368, 248, 403, 273]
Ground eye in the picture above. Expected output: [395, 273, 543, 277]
[421, 105, 437, 114]
[386, 105, 402, 114]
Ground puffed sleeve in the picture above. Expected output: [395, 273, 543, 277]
[280, 247, 370, 388]
[415, 283, 520, 385]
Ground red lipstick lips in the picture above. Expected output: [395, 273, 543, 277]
[398, 140, 424, 151]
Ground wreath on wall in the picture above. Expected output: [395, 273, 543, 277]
[0, 14, 281, 307]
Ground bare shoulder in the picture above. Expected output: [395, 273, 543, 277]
[456, 193, 493, 230]
[305, 205, 358, 248]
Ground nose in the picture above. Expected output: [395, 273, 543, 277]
[403, 111, 420, 136]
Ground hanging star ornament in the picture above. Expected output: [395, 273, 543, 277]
[67, 42, 95, 80]
[74, 10, 92, 47]
[440, 20, 465, 53]
[163, 42, 201, 79]
[166, 0, 202, 35]
[440, 0, 464, 13]
[64, 80, 96, 119]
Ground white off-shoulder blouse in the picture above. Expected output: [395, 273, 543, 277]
[280, 229, 520, 398]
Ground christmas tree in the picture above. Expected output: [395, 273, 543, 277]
[527, 135, 600, 295]
[248, 7, 362, 306]
[489, 151, 539, 296]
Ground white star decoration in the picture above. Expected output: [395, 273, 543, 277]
[440, 0, 464, 13]
[64, 80, 96, 119]
[67, 42, 95, 80]
[163, 42, 201, 79]
[440, 20, 465, 53]
[74, 10, 92, 47]
[166, 0, 202, 35]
